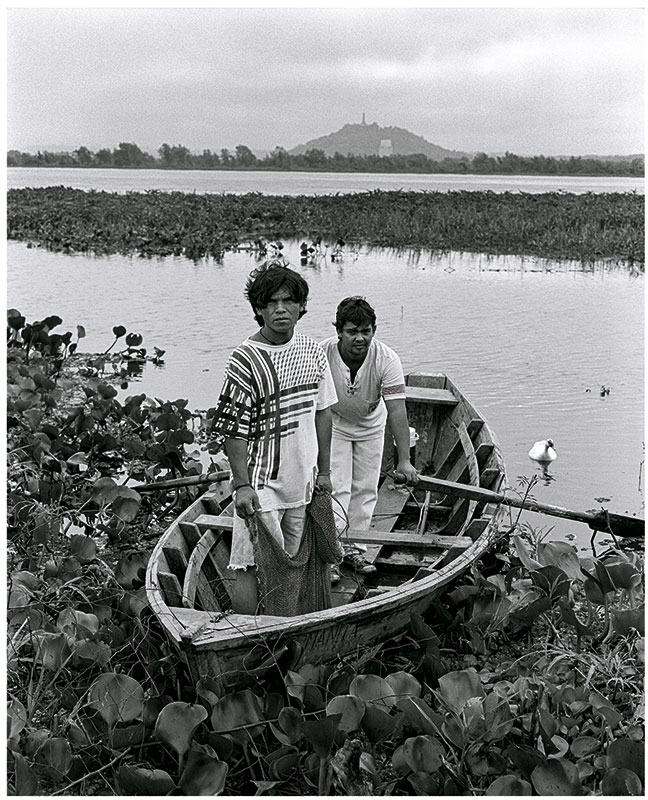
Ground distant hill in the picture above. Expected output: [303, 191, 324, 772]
[289, 120, 470, 160]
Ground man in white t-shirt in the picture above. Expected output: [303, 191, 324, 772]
[212, 264, 337, 613]
[321, 297, 419, 577]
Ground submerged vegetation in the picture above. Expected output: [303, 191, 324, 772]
[7, 186, 645, 265]
[7, 311, 645, 795]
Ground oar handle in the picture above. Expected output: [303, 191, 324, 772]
[392, 473, 644, 538]
[133, 470, 231, 493]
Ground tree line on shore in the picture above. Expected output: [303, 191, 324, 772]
[7, 141, 644, 177]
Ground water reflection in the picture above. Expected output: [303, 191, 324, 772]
[6, 238, 643, 550]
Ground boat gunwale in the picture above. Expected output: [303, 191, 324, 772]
[145, 377, 507, 650]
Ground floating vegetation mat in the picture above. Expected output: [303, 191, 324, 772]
[7, 186, 644, 266]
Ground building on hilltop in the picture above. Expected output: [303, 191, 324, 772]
[379, 139, 393, 157]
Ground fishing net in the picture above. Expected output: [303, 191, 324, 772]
[249, 490, 343, 616]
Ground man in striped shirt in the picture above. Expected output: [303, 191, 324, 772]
[212, 264, 337, 613]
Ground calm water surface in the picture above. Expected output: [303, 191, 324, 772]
[7, 239, 644, 550]
[7, 167, 644, 196]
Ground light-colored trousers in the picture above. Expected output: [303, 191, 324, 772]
[331, 434, 384, 554]
[229, 505, 307, 569]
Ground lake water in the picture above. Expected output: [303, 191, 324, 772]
[7, 238, 644, 551]
[6, 167, 644, 196]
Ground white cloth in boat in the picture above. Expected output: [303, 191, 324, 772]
[320, 337, 406, 441]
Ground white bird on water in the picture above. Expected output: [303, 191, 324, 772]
[528, 439, 557, 462]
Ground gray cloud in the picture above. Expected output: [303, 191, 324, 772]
[7, 7, 644, 156]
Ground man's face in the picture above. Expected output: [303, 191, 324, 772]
[338, 321, 375, 359]
[256, 287, 304, 334]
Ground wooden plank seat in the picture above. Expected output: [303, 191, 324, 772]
[193, 514, 235, 531]
[346, 528, 472, 549]
[405, 386, 458, 406]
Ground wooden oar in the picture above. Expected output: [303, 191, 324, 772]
[395, 474, 644, 538]
[133, 470, 231, 493]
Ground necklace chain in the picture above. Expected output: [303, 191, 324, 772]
[259, 328, 281, 345]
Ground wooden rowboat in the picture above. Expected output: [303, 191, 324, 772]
[145, 373, 507, 692]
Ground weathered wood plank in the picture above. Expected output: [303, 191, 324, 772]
[163, 545, 188, 583]
[404, 386, 458, 406]
[347, 529, 471, 549]
[158, 571, 183, 607]
[179, 520, 202, 549]
[193, 514, 235, 531]
[183, 530, 223, 611]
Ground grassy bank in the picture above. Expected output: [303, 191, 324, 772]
[7, 186, 644, 265]
[7, 311, 645, 795]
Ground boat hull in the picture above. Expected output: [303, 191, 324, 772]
[145, 373, 507, 691]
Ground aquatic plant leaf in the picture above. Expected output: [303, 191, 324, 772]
[111, 721, 148, 750]
[114, 552, 149, 589]
[195, 677, 221, 714]
[362, 702, 397, 743]
[34, 631, 72, 671]
[275, 706, 303, 744]
[513, 535, 542, 570]
[603, 558, 642, 591]
[7, 698, 28, 739]
[91, 476, 120, 504]
[437, 667, 484, 714]
[537, 541, 582, 581]
[87, 673, 144, 728]
[211, 689, 264, 742]
[326, 695, 366, 732]
[609, 607, 645, 638]
[12, 752, 41, 795]
[570, 736, 600, 758]
[204, 732, 234, 762]
[530, 565, 571, 600]
[349, 673, 394, 708]
[485, 775, 532, 795]
[68, 534, 97, 562]
[396, 695, 444, 735]
[267, 750, 301, 781]
[505, 743, 545, 779]
[385, 670, 422, 701]
[531, 758, 582, 795]
[35, 737, 72, 775]
[481, 691, 515, 741]
[401, 734, 445, 773]
[117, 765, 175, 795]
[112, 488, 142, 522]
[408, 771, 442, 794]
[601, 767, 643, 795]
[302, 713, 342, 758]
[179, 748, 229, 795]
[607, 738, 645, 782]
[155, 702, 208, 757]
[558, 599, 593, 637]
[57, 609, 100, 638]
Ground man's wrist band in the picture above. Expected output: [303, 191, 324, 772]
[234, 482, 252, 491]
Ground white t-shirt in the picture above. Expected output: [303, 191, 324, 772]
[213, 332, 337, 510]
[320, 337, 406, 441]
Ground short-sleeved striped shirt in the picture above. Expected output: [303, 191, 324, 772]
[213, 332, 337, 510]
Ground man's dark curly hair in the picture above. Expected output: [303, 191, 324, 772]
[245, 265, 309, 327]
[334, 296, 377, 332]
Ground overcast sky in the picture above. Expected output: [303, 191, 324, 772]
[6, 5, 645, 157]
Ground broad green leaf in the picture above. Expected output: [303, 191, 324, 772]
[211, 689, 264, 742]
[601, 767, 643, 795]
[610, 607, 645, 638]
[408, 771, 442, 794]
[325, 695, 366, 732]
[396, 695, 444, 736]
[117, 765, 175, 796]
[155, 702, 208, 758]
[276, 706, 303, 744]
[34, 632, 72, 672]
[179, 748, 229, 795]
[537, 541, 582, 581]
[401, 734, 445, 773]
[35, 737, 72, 776]
[69, 534, 97, 562]
[485, 775, 532, 795]
[57, 609, 100, 637]
[12, 753, 41, 795]
[349, 673, 394, 708]
[570, 736, 600, 758]
[513, 535, 542, 570]
[361, 702, 396, 743]
[7, 699, 27, 739]
[302, 713, 342, 759]
[385, 670, 422, 701]
[112, 489, 142, 522]
[87, 672, 144, 728]
[91, 476, 120, 504]
[531, 758, 582, 795]
[114, 552, 149, 589]
[607, 738, 645, 782]
[437, 668, 484, 714]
